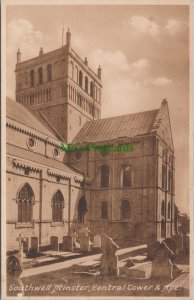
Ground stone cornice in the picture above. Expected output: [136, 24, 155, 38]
[6, 121, 61, 146]
[74, 176, 84, 184]
[47, 168, 70, 180]
[16, 47, 67, 71]
[16, 79, 68, 95]
[12, 159, 41, 173]
[75, 138, 143, 147]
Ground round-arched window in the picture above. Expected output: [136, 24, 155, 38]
[75, 151, 82, 160]
[100, 151, 108, 158]
[27, 137, 36, 150]
[53, 147, 60, 158]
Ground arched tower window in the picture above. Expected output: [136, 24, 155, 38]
[161, 200, 165, 216]
[30, 70, 34, 87]
[95, 86, 97, 100]
[52, 190, 64, 222]
[98, 88, 101, 103]
[85, 76, 88, 92]
[38, 67, 43, 84]
[168, 202, 171, 219]
[120, 200, 131, 219]
[79, 70, 83, 87]
[100, 165, 109, 188]
[90, 81, 94, 97]
[75, 66, 78, 82]
[70, 61, 74, 79]
[162, 164, 166, 190]
[168, 170, 172, 193]
[17, 183, 34, 223]
[101, 201, 108, 219]
[78, 196, 87, 223]
[121, 165, 132, 187]
[47, 64, 52, 82]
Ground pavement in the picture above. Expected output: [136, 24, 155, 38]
[20, 244, 146, 278]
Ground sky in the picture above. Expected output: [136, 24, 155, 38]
[6, 4, 190, 214]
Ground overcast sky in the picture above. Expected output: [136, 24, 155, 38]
[6, 4, 189, 214]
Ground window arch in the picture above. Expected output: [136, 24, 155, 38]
[79, 70, 83, 87]
[168, 202, 171, 219]
[38, 67, 43, 84]
[90, 81, 94, 97]
[70, 61, 74, 79]
[100, 165, 109, 188]
[95, 85, 97, 100]
[101, 201, 108, 219]
[98, 88, 101, 103]
[168, 170, 172, 193]
[78, 196, 87, 223]
[120, 200, 131, 219]
[30, 70, 34, 87]
[17, 183, 34, 223]
[161, 200, 165, 216]
[75, 66, 78, 82]
[85, 76, 88, 92]
[47, 64, 52, 82]
[121, 165, 132, 187]
[52, 190, 64, 222]
[54, 62, 59, 79]
[162, 164, 166, 190]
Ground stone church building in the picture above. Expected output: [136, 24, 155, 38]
[6, 29, 175, 252]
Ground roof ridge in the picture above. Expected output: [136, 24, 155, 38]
[6, 97, 60, 140]
[87, 108, 159, 124]
[73, 108, 159, 144]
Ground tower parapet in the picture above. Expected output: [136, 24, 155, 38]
[15, 29, 102, 143]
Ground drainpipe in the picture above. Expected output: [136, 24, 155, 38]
[156, 135, 158, 239]
[68, 178, 71, 236]
[39, 170, 43, 246]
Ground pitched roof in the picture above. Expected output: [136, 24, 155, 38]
[73, 109, 159, 143]
[7, 143, 81, 175]
[6, 97, 61, 140]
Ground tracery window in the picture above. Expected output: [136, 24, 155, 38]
[52, 190, 64, 222]
[17, 183, 34, 223]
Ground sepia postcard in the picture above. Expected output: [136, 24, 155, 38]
[1, 0, 193, 299]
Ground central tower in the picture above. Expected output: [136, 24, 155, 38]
[15, 29, 102, 143]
